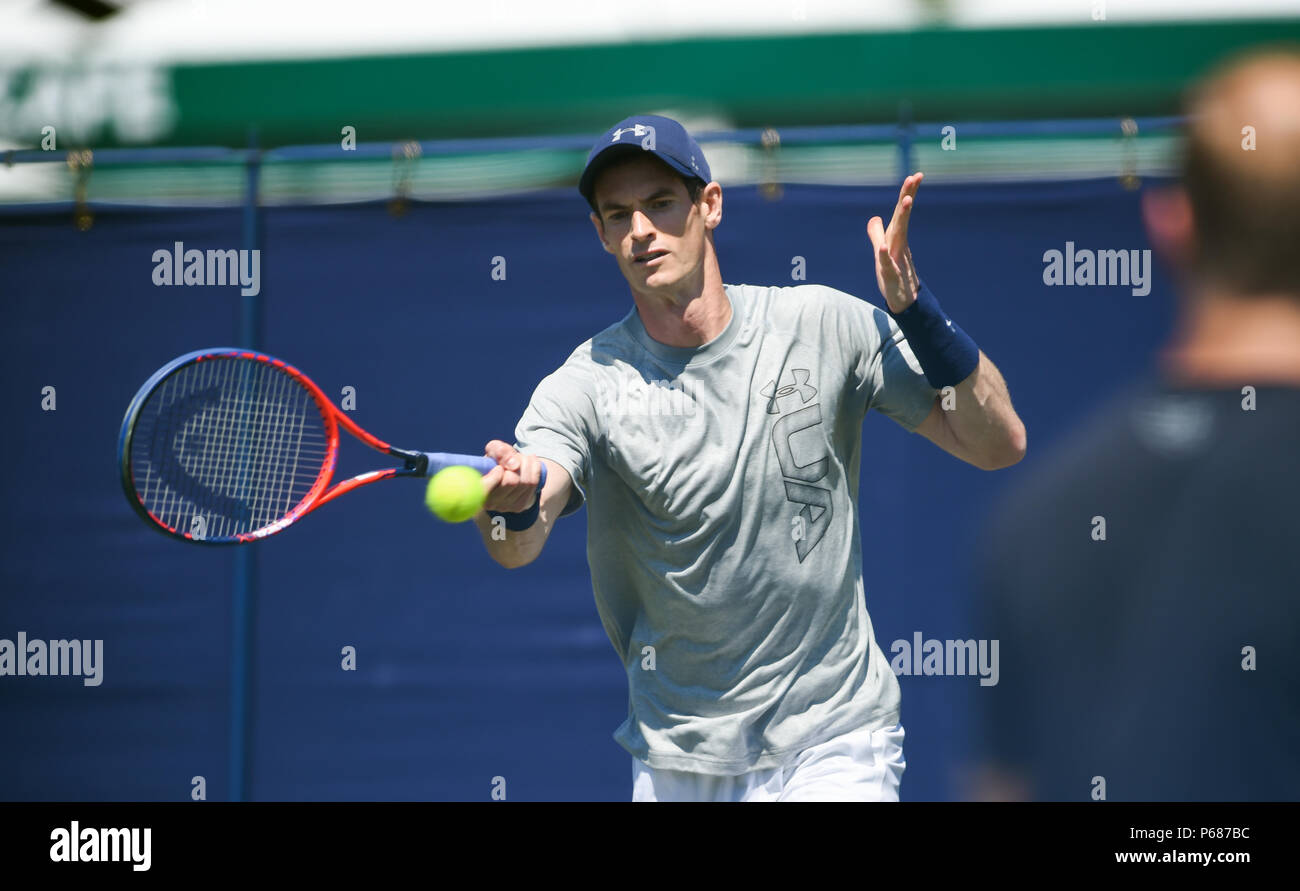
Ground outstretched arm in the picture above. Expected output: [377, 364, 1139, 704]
[472, 441, 574, 568]
[867, 173, 1026, 471]
[913, 354, 1025, 471]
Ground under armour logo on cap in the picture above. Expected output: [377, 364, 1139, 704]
[579, 114, 711, 205]
[611, 124, 655, 149]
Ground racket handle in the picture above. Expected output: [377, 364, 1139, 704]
[422, 452, 548, 488]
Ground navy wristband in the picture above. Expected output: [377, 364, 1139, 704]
[486, 478, 544, 531]
[887, 280, 980, 389]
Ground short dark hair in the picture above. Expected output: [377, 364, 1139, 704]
[585, 146, 707, 215]
[683, 176, 707, 204]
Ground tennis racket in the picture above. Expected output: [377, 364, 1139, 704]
[117, 348, 543, 544]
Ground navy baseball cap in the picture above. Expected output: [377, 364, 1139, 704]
[579, 114, 711, 206]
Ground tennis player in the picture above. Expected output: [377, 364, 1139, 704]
[472, 115, 1026, 801]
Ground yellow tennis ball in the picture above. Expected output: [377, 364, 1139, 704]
[425, 465, 486, 523]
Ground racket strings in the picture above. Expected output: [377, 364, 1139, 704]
[129, 356, 331, 538]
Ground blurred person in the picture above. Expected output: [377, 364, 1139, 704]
[971, 49, 1300, 801]
[471, 114, 1026, 801]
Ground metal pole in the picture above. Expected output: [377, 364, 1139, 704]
[230, 127, 262, 802]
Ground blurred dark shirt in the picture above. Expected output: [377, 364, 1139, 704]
[975, 372, 1300, 801]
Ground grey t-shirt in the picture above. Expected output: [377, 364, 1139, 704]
[514, 282, 938, 775]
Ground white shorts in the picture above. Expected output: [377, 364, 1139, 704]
[631, 723, 906, 802]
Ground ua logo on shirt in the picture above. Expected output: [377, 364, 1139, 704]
[764, 367, 832, 562]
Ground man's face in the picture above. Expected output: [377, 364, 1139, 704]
[589, 154, 716, 294]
